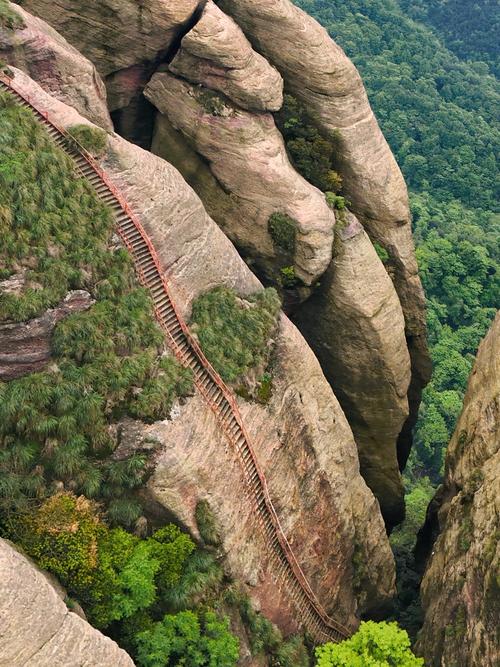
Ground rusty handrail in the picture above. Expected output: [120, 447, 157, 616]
[0, 72, 352, 641]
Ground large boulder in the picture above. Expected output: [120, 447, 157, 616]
[169, 0, 283, 112]
[294, 213, 411, 526]
[145, 73, 335, 287]
[16, 0, 201, 109]
[416, 311, 500, 667]
[0, 2, 112, 129]
[5, 66, 396, 630]
[0, 538, 134, 666]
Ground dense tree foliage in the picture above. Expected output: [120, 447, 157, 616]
[315, 621, 423, 666]
[294, 0, 499, 484]
[400, 0, 500, 77]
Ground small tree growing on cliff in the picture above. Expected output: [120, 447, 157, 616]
[315, 621, 423, 667]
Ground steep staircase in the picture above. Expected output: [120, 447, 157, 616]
[0, 72, 351, 644]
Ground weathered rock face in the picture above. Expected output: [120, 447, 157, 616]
[18, 0, 430, 525]
[145, 73, 335, 287]
[0, 290, 93, 381]
[294, 213, 411, 527]
[1, 2, 112, 129]
[416, 312, 500, 667]
[7, 68, 395, 631]
[217, 0, 431, 465]
[0, 538, 135, 666]
[16, 0, 200, 107]
[169, 0, 283, 112]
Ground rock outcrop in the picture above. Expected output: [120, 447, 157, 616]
[17, 0, 430, 526]
[1, 2, 112, 129]
[0, 290, 93, 381]
[217, 0, 431, 464]
[294, 213, 411, 526]
[145, 73, 335, 287]
[169, 0, 283, 112]
[5, 67, 396, 632]
[0, 538, 135, 666]
[416, 311, 500, 667]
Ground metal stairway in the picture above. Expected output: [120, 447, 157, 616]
[0, 73, 351, 644]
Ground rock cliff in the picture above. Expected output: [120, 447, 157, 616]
[1, 2, 112, 129]
[1, 66, 396, 641]
[0, 538, 135, 666]
[416, 311, 500, 667]
[12, 0, 431, 525]
[294, 213, 411, 525]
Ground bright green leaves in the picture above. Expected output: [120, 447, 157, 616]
[315, 621, 424, 667]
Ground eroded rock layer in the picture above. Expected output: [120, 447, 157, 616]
[0, 538, 134, 667]
[416, 312, 500, 667]
[145, 72, 335, 287]
[4, 67, 396, 633]
[1, 2, 112, 128]
[294, 213, 411, 526]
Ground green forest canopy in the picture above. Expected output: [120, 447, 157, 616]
[294, 0, 499, 485]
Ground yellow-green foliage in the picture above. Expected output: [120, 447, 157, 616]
[315, 621, 424, 667]
[190, 287, 281, 383]
[67, 124, 108, 157]
[11, 494, 196, 629]
[0, 89, 192, 516]
[268, 212, 297, 254]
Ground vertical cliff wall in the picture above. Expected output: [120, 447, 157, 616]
[8, 0, 431, 529]
[416, 311, 500, 667]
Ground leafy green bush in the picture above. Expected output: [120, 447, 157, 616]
[135, 610, 239, 667]
[67, 124, 108, 157]
[190, 287, 281, 383]
[280, 265, 300, 288]
[268, 212, 298, 253]
[0, 0, 24, 29]
[315, 621, 424, 666]
[275, 94, 342, 193]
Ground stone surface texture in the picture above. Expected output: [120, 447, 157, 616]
[0, 290, 93, 381]
[17, 0, 431, 523]
[1, 3, 112, 129]
[294, 212, 411, 526]
[3, 68, 396, 635]
[145, 73, 335, 286]
[170, 0, 283, 112]
[0, 538, 135, 667]
[16, 0, 201, 109]
[416, 311, 500, 667]
[217, 0, 431, 463]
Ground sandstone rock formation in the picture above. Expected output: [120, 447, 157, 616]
[1, 2, 112, 129]
[16, 0, 200, 108]
[217, 0, 431, 461]
[416, 311, 500, 667]
[5, 66, 396, 631]
[169, 0, 283, 112]
[17, 0, 431, 525]
[294, 213, 411, 526]
[145, 73, 335, 287]
[0, 538, 135, 666]
[0, 290, 93, 381]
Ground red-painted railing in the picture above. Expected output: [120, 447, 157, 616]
[0, 71, 352, 643]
